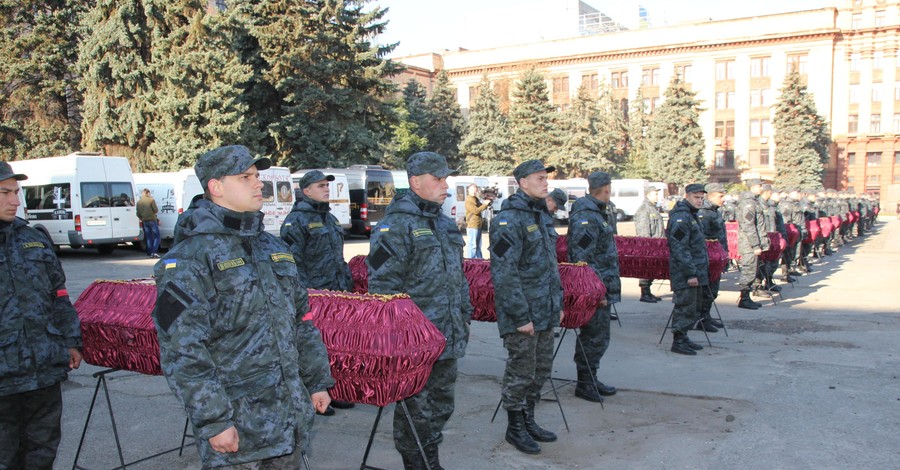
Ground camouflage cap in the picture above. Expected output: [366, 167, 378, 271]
[705, 182, 726, 194]
[195, 145, 271, 190]
[685, 183, 707, 194]
[548, 188, 568, 208]
[587, 171, 612, 190]
[407, 152, 458, 178]
[0, 161, 27, 182]
[646, 185, 660, 193]
[298, 170, 335, 189]
[761, 183, 773, 192]
[513, 160, 555, 181]
[745, 178, 763, 187]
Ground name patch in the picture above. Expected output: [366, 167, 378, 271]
[22, 241, 45, 249]
[217, 258, 245, 271]
[271, 253, 294, 263]
[308, 222, 324, 229]
[412, 228, 434, 237]
[526, 224, 539, 233]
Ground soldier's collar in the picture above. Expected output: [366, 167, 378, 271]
[408, 191, 442, 215]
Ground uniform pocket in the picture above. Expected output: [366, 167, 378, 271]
[0, 331, 20, 375]
[226, 369, 290, 450]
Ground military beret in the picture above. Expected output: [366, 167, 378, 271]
[685, 183, 707, 194]
[587, 171, 612, 190]
[513, 160, 555, 181]
[406, 152, 458, 179]
[298, 170, 335, 189]
[548, 188, 568, 208]
[195, 145, 271, 190]
[704, 182, 726, 194]
[0, 161, 27, 182]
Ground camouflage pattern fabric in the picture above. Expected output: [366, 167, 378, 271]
[0, 383, 63, 469]
[573, 304, 611, 375]
[567, 195, 621, 303]
[671, 286, 702, 334]
[634, 198, 664, 238]
[698, 199, 727, 321]
[737, 192, 769, 289]
[500, 330, 554, 410]
[152, 199, 333, 468]
[665, 199, 709, 291]
[280, 196, 352, 291]
[393, 359, 458, 452]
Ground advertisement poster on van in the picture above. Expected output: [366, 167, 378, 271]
[259, 167, 294, 235]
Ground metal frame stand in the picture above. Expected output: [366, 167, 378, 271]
[658, 308, 712, 347]
[359, 400, 431, 470]
[72, 369, 193, 470]
[611, 303, 622, 327]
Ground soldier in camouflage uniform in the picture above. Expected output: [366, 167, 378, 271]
[566, 171, 620, 402]
[777, 190, 804, 280]
[173, 193, 204, 245]
[546, 188, 567, 217]
[490, 160, 563, 455]
[768, 190, 793, 285]
[736, 179, 767, 309]
[367, 152, 473, 470]
[696, 183, 728, 333]
[721, 194, 738, 222]
[152, 146, 334, 469]
[666, 184, 710, 355]
[0, 162, 83, 470]
[634, 186, 664, 302]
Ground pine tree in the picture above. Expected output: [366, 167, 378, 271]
[556, 85, 608, 178]
[0, 0, 91, 160]
[508, 68, 559, 167]
[425, 70, 465, 167]
[382, 80, 429, 168]
[596, 81, 628, 174]
[645, 78, 706, 186]
[773, 68, 831, 190]
[459, 76, 515, 175]
[621, 87, 654, 179]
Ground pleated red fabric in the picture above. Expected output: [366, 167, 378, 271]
[786, 223, 801, 247]
[805, 219, 821, 244]
[818, 217, 834, 238]
[348, 254, 369, 293]
[707, 241, 729, 283]
[726, 222, 740, 260]
[759, 232, 787, 262]
[558, 263, 606, 329]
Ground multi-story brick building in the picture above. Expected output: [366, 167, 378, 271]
[394, 0, 900, 199]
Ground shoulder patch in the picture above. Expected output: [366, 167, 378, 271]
[217, 257, 245, 271]
[164, 258, 178, 270]
[271, 253, 294, 263]
[22, 241, 45, 249]
[378, 225, 390, 232]
[579, 220, 589, 225]
[498, 219, 508, 226]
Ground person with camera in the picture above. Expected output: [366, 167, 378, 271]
[465, 184, 492, 259]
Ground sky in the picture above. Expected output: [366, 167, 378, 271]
[372, 0, 838, 58]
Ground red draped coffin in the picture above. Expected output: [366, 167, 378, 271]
[818, 217, 834, 238]
[349, 254, 369, 294]
[785, 223, 801, 247]
[759, 232, 787, 262]
[804, 219, 821, 244]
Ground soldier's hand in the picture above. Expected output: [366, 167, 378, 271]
[210, 426, 239, 453]
[517, 322, 535, 336]
[311, 391, 331, 414]
[559, 310, 565, 324]
[68, 348, 82, 369]
[599, 298, 608, 307]
[687, 277, 699, 287]
[754, 248, 762, 256]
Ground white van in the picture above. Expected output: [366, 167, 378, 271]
[610, 178, 652, 221]
[10, 153, 142, 253]
[391, 170, 410, 197]
[441, 175, 490, 230]
[133, 169, 204, 246]
[291, 170, 352, 231]
[15, 187, 26, 221]
[548, 178, 588, 222]
[487, 176, 517, 213]
[258, 166, 295, 236]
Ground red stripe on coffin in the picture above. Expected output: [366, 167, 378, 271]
[726, 222, 740, 260]
[786, 223, 800, 246]
[818, 217, 833, 238]
[759, 232, 787, 261]
[74, 279, 162, 376]
[308, 291, 445, 407]
[349, 254, 368, 293]
[804, 219, 821, 244]
[850, 211, 859, 224]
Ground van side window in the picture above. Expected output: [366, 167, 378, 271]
[367, 181, 395, 204]
[24, 184, 72, 210]
[82, 183, 109, 208]
[618, 188, 639, 198]
[110, 182, 134, 206]
[456, 186, 466, 202]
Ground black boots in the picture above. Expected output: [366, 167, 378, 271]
[640, 285, 658, 303]
[401, 445, 443, 470]
[692, 320, 718, 333]
[574, 370, 604, 403]
[424, 444, 443, 470]
[738, 290, 761, 309]
[523, 405, 557, 442]
[506, 409, 541, 454]
[671, 332, 698, 355]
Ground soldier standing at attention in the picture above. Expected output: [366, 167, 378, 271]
[736, 179, 767, 309]
[367, 152, 472, 470]
[152, 146, 334, 468]
[665, 184, 710, 355]
[566, 171, 620, 403]
[280, 170, 354, 416]
[696, 182, 728, 333]
[546, 188, 568, 217]
[0, 162, 82, 469]
[634, 185, 665, 303]
[490, 160, 563, 455]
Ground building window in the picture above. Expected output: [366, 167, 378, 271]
[760, 148, 770, 166]
[866, 174, 880, 184]
[750, 57, 770, 77]
[850, 53, 861, 72]
[716, 60, 735, 80]
[749, 119, 771, 137]
[851, 13, 862, 30]
[715, 150, 735, 169]
[848, 152, 856, 165]
[553, 76, 569, 95]
[895, 86, 900, 101]
[848, 115, 858, 133]
[876, 10, 885, 27]
[715, 121, 735, 139]
[611, 71, 628, 88]
[716, 92, 725, 109]
[873, 87, 882, 103]
[895, 151, 900, 165]
[641, 67, 660, 86]
[867, 152, 882, 165]
[788, 54, 808, 74]
[750, 90, 761, 108]
[850, 85, 860, 104]
[762, 89, 773, 107]
[674, 64, 693, 83]
[642, 98, 652, 113]
[582, 73, 599, 93]
[468, 85, 480, 109]
[871, 114, 882, 133]
[873, 51, 884, 70]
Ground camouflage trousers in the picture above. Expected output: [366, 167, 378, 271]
[218, 447, 302, 470]
[394, 358, 458, 453]
[671, 286, 702, 335]
[501, 329, 554, 410]
[699, 278, 720, 323]
[0, 383, 63, 470]
[737, 251, 759, 289]
[574, 304, 611, 375]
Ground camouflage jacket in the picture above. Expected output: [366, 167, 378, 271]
[605, 200, 619, 234]
[173, 194, 204, 245]
[152, 199, 333, 467]
[769, 200, 787, 237]
[778, 198, 806, 238]
[634, 198, 664, 238]
[722, 200, 738, 222]
[0, 218, 81, 397]
[280, 197, 352, 291]
[737, 191, 770, 252]
[566, 195, 621, 303]
[697, 199, 728, 254]
[367, 191, 472, 360]
[490, 190, 563, 336]
[666, 199, 709, 289]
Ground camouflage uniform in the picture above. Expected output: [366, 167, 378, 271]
[605, 200, 619, 234]
[666, 198, 709, 335]
[778, 196, 804, 274]
[566, 194, 620, 383]
[367, 189, 472, 456]
[490, 189, 563, 410]
[697, 198, 727, 325]
[762, 199, 784, 283]
[173, 193, 204, 245]
[737, 191, 769, 290]
[0, 216, 81, 469]
[280, 195, 352, 291]
[634, 196, 664, 290]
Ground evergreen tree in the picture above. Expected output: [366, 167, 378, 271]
[621, 87, 654, 179]
[645, 78, 705, 186]
[459, 76, 515, 175]
[556, 84, 608, 178]
[773, 68, 831, 189]
[596, 81, 628, 174]
[0, 0, 91, 160]
[425, 70, 465, 167]
[382, 80, 429, 168]
[508, 68, 558, 166]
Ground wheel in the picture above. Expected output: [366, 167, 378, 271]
[616, 210, 626, 222]
[96, 244, 115, 255]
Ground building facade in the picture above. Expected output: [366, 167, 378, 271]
[396, 0, 900, 197]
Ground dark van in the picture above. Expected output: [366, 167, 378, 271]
[332, 165, 395, 236]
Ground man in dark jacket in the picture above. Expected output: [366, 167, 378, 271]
[0, 162, 83, 469]
[368, 152, 473, 470]
[696, 182, 727, 333]
[634, 186, 665, 302]
[152, 146, 334, 468]
[490, 160, 563, 455]
[566, 171, 620, 403]
[665, 184, 710, 355]
[736, 179, 767, 309]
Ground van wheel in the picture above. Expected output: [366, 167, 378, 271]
[616, 210, 626, 222]
[96, 244, 115, 255]
[70, 244, 83, 250]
